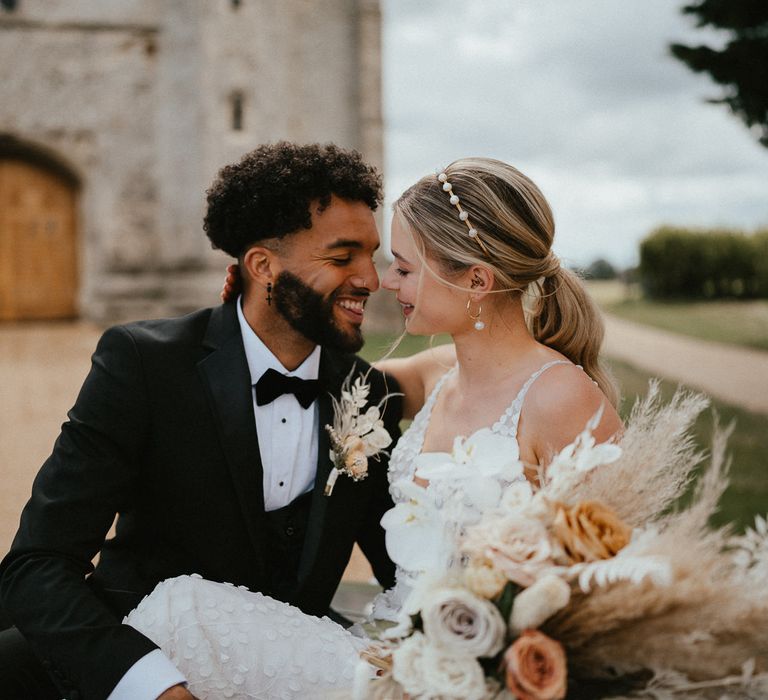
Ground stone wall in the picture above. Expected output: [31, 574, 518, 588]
[0, 0, 401, 330]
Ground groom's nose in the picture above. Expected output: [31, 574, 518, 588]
[351, 257, 380, 293]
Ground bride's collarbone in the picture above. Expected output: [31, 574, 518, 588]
[422, 396, 505, 453]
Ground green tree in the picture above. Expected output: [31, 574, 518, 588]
[670, 0, 768, 147]
[585, 258, 618, 280]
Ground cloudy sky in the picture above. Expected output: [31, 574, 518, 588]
[381, 0, 768, 269]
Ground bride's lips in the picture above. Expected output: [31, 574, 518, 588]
[335, 296, 367, 324]
[397, 298, 414, 317]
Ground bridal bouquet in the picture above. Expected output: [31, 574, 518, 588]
[357, 385, 768, 700]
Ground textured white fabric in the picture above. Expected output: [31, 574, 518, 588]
[125, 576, 366, 699]
[237, 296, 320, 511]
[125, 361, 573, 698]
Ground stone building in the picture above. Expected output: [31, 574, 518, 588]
[0, 0, 394, 326]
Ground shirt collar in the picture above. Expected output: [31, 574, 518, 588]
[236, 295, 321, 385]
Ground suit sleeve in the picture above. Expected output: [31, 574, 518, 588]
[0, 326, 162, 700]
[355, 372, 402, 590]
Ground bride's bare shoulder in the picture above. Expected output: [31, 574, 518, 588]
[375, 343, 456, 420]
[518, 362, 623, 463]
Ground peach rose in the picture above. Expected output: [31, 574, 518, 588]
[503, 629, 567, 700]
[342, 437, 369, 478]
[552, 500, 631, 564]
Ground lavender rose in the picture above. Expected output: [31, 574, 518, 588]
[421, 587, 506, 658]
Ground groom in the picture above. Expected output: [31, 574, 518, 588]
[0, 142, 401, 700]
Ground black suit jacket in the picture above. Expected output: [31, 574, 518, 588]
[0, 302, 401, 699]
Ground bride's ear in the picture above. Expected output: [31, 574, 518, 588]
[467, 265, 494, 299]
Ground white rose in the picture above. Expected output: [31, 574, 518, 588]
[509, 574, 572, 633]
[422, 588, 506, 658]
[391, 631, 428, 696]
[421, 643, 487, 700]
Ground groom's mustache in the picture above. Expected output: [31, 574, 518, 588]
[332, 288, 371, 302]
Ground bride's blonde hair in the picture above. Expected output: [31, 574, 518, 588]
[394, 156, 618, 407]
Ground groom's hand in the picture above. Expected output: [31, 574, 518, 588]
[157, 684, 199, 700]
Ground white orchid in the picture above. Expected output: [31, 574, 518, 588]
[380, 480, 449, 574]
[413, 429, 525, 521]
[415, 428, 523, 482]
[545, 406, 622, 484]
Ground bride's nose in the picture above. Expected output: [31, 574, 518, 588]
[381, 263, 399, 291]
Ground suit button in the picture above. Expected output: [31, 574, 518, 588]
[285, 526, 295, 536]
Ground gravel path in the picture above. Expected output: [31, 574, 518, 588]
[602, 314, 768, 415]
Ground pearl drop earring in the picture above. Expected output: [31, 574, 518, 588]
[467, 299, 485, 331]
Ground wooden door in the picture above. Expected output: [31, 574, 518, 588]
[0, 160, 78, 320]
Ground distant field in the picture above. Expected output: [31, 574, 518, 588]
[585, 280, 768, 351]
[361, 332, 768, 533]
[359, 331, 451, 362]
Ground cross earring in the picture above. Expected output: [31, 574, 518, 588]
[266, 282, 273, 306]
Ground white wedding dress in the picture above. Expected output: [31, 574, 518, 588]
[125, 361, 570, 699]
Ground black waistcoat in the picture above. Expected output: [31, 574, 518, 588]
[261, 489, 314, 601]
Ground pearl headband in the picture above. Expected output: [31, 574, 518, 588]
[437, 172, 490, 255]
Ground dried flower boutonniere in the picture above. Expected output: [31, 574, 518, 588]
[324, 368, 399, 496]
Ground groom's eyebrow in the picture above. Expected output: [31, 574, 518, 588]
[325, 238, 380, 252]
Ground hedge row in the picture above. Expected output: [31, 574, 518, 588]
[639, 227, 768, 299]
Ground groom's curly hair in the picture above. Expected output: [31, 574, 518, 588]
[203, 142, 383, 257]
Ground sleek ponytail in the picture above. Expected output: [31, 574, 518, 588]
[531, 268, 618, 407]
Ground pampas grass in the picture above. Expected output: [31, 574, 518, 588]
[548, 382, 710, 527]
[540, 387, 768, 696]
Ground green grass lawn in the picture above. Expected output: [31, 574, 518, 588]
[585, 280, 768, 351]
[361, 332, 768, 532]
[608, 359, 768, 532]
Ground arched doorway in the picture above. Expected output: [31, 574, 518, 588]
[0, 152, 79, 320]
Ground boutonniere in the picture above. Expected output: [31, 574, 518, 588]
[323, 367, 399, 496]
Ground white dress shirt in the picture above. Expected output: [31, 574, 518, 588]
[110, 298, 322, 699]
[106, 649, 186, 700]
[237, 295, 320, 511]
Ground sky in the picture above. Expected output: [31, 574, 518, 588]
[381, 0, 768, 269]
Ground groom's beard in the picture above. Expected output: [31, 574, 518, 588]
[273, 271, 366, 353]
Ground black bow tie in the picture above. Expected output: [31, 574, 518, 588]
[254, 368, 321, 409]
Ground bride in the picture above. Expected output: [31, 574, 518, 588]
[125, 157, 622, 699]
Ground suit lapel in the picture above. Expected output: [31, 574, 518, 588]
[296, 348, 353, 583]
[197, 303, 267, 570]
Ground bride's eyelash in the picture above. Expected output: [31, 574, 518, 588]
[395, 268, 409, 277]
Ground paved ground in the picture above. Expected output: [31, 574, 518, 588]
[2, 316, 767, 577]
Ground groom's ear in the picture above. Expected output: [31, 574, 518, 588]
[242, 243, 279, 292]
